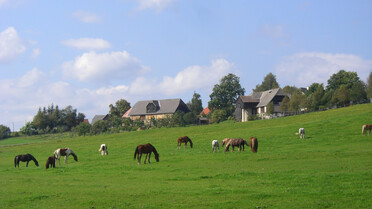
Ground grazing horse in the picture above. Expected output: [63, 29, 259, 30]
[221, 138, 231, 147]
[212, 140, 219, 152]
[14, 154, 39, 168]
[362, 124, 372, 136]
[134, 143, 159, 165]
[99, 144, 108, 155]
[177, 136, 193, 149]
[299, 128, 305, 139]
[224, 138, 248, 152]
[54, 148, 78, 165]
[249, 137, 258, 153]
[45, 156, 56, 169]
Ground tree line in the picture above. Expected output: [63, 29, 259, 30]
[1, 69, 371, 138]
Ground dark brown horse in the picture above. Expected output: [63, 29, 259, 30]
[224, 138, 248, 152]
[45, 156, 56, 169]
[14, 154, 39, 168]
[134, 143, 159, 165]
[249, 137, 258, 153]
[177, 136, 193, 148]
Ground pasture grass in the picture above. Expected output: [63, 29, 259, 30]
[0, 103, 372, 208]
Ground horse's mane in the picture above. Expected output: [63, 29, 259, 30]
[27, 154, 39, 166]
[69, 151, 78, 162]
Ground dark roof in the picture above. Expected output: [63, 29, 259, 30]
[91, 114, 109, 125]
[129, 98, 189, 116]
[239, 88, 289, 107]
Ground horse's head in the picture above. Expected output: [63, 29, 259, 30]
[154, 153, 159, 162]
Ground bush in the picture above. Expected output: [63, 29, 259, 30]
[183, 112, 197, 124]
[75, 122, 92, 136]
[0, 125, 11, 139]
[91, 120, 109, 135]
[211, 109, 227, 123]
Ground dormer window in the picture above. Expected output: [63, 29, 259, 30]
[146, 100, 160, 113]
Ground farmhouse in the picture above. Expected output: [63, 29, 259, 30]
[91, 114, 110, 125]
[234, 88, 289, 122]
[128, 98, 190, 123]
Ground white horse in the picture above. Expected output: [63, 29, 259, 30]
[99, 144, 108, 155]
[299, 128, 305, 139]
[54, 148, 78, 165]
[212, 140, 219, 152]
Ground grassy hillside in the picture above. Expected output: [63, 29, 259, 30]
[1, 104, 371, 209]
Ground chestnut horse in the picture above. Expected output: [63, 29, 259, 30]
[134, 143, 159, 165]
[249, 137, 258, 153]
[362, 124, 372, 136]
[14, 154, 39, 168]
[224, 138, 248, 152]
[54, 148, 78, 165]
[45, 156, 56, 169]
[177, 136, 193, 149]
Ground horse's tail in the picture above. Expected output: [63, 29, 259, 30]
[189, 138, 193, 148]
[251, 138, 258, 153]
[134, 146, 139, 160]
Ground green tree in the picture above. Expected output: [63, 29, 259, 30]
[109, 99, 131, 118]
[172, 110, 186, 127]
[327, 70, 360, 91]
[74, 122, 91, 136]
[0, 125, 11, 139]
[91, 120, 109, 135]
[280, 96, 290, 112]
[332, 85, 350, 107]
[61, 105, 77, 130]
[187, 92, 203, 116]
[208, 73, 245, 117]
[20, 122, 37, 136]
[349, 81, 367, 104]
[366, 71, 372, 100]
[254, 73, 280, 92]
[32, 108, 47, 130]
[183, 112, 197, 124]
[266, 102, 274, 115]
[211, 109, 227, 123]
[282, 85, 299, 95]
[289, 91, 306, 113]
[306, 83, 323, 97]
[309, 84, 325, 110]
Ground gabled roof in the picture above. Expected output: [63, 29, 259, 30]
[91, 114, 109, 125]
[257, 88, 287, 107]
[200, 107, 210, 116]
[122, 107, 132, 118]
[129, 98, 189, 116]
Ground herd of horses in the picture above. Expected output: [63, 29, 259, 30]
[13, 124, 371, 168]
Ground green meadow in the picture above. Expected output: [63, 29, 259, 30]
[1, 104, 371, 209]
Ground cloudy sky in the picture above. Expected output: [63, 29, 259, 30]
[1, 0, 371, 130]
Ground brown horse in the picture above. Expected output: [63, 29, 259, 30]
[177, 136, 193, 149]
[221, 138, 231, 147]
[45, 156, 56, 169]
[134, 143, 159, 165]
[249, 137, 258, 153]
[14, 154, 39, 168]
[224, 138, 248, 152]
[362, 124, 372, 136]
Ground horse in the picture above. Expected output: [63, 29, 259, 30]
[362, 124, 372, 136]
[221, 138, 231, 147]
[45, 156, 56, 169]
[14, 154, 39, 168]
[99, 144, 108, 155]
[54, 148, 78, 165]
[177, 136, 193, 149]
[299, 128, 305, 139]
[212, 140, 219, 152]
[134, 143, 159, 165]
[224, 138, 248, 152]
[249, 137, 258, 153]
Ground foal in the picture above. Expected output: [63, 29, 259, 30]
[45, 156, 56, 169]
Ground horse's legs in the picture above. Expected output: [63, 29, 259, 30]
[26, 160, 29, 167]
[144, 153, 148, 164]
[138, 153, 142, 165]
[148, 153, 151, 163]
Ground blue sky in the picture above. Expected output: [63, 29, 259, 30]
[1, 0, 371, 130]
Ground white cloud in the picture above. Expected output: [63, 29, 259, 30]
[72, 10, 102, 23]
[129, 59, 234, 95]
[62, 51, 149, 83]
[275, 52, 372, 87]
[62, 38, 111, 50]
[31, 48, 40, 59]
[0, 27, 27, 63]
[137, 0, 176, 12]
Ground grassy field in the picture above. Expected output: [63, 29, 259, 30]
[1, 104, 371, 209]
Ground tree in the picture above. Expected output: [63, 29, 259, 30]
[332, 85, 350, 107]
[366, 71, 372, 100]
[0, 125, 11, 139]
[309, 84, 325, 110]
[280, 96, 290, 113]
[306, 83, 323, 97]
[211, 109, 227, 123]
[91, 120, 109, 135]
[183, 112, 197, 124]
[208, 73, 245, 117]
[289, 91, 306, 113]
[20, 122, 37, 136]
[254, 73, 280, 92]
[187, 92, 203, 116]
[349, 81, 367, 104]
[61, 105, 78, 130]
[32, 108, 47, 130]
[109, 99, 131, 118]
[327, 70, 360, 91]
[74, 122, 91, 136]
[283, 85, 299, 95]
[266, 102, 274, 115]
[172, 110, 186, 127]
